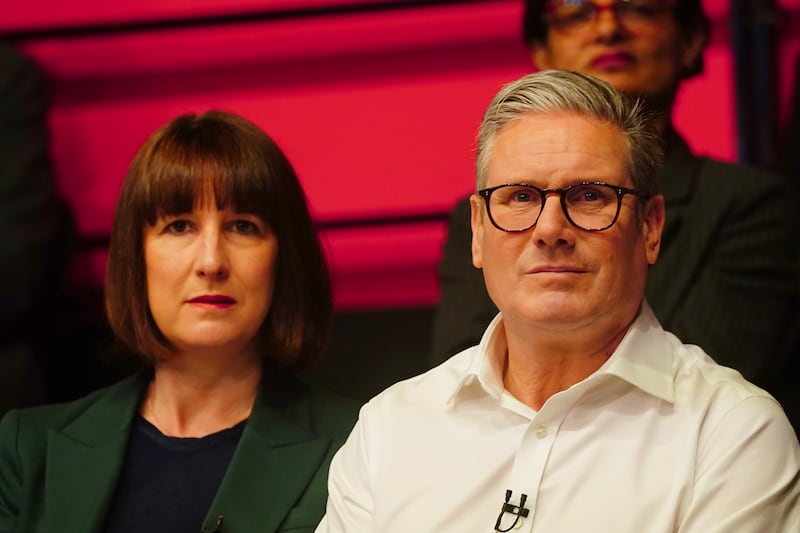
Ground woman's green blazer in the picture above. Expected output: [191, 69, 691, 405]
[0, 371, 358, 532]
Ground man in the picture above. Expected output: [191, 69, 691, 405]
[430, 0, 800, 417]
[318, 70, 799, 532]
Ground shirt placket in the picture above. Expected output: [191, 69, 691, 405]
[494, 390, 575, 532]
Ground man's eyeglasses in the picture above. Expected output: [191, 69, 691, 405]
[545, 0, 676, 34]
[478, 182, 647, 232]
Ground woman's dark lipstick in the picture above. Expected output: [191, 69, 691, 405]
[188, 295, 236, 307]
[591, 52, 635, 70]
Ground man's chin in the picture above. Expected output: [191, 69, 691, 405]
[511, 298, 593, 328]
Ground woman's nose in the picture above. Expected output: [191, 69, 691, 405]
[594, 4, 626, 38]
[196, 231, 230, 281]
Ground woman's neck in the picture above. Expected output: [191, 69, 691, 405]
[142, 354, 262, 438]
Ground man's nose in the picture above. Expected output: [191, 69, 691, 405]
[531, 194, 574, 245]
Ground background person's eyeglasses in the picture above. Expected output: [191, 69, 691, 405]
[478, 182, 647, 232]
[545, 0, 676, 34]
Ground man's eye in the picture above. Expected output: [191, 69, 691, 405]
[581, 191, 600, 202]
[568, 185, 612, 205]
[511, 192, 531, 203]
[511, 190, 535, 203]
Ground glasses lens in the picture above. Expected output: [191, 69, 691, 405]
[563, 183, 619, 230]
[548, 0, 671, 33]
[548, 0, 595, 31]
[618, 0, 671, 23]
[488, 185, 542, 231]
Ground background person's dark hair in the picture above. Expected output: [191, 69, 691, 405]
[105, 110, 331, 371]
[522, 0, 711, 78]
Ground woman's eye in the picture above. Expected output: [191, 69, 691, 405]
[230, 220, 260, 234]
[165, 219, 191, 233]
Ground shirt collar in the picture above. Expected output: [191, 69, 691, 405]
[597, 302, 675, 403]
[447, 302, 675, 407]
[447, 313, 507, 405]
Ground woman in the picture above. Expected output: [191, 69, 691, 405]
[0, 111, 358, 532]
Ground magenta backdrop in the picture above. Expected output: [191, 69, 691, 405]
[6, 0, 799, 309]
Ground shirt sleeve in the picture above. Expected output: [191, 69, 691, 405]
[678, 395, 800, 532]
[316, 404, 377, 532]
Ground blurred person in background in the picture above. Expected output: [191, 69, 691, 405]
[0, 42, 74, 416]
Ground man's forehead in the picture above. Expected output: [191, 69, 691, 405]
[491, 111, 626, 159]
[487, 112, 629, 176]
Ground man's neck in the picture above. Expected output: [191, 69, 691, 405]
[500, 321, 630, 411]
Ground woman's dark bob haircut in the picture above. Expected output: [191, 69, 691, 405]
[522, 0, 710, 79]
[105, 110, 331, 371]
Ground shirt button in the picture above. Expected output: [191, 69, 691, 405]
[535, 425, 547, 439]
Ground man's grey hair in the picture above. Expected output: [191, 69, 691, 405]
[476, 70, 663, 195]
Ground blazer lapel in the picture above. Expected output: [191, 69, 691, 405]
[42, 373, 148, 533]
[203, 377, 332, 532]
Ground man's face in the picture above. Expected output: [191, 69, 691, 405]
[531, 1, 703, 107]
[471, 112, 664, 335]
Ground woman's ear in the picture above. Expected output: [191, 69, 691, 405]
[679, 28, 707, 77]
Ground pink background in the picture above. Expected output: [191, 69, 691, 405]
[6, 0, 799, 309]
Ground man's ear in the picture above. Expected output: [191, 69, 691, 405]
[470, 194, 484, 269]
[530, 42, 552, 71]
[641, 194, 665, 265]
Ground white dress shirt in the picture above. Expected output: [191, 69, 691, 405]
[317, 303, 800, 532]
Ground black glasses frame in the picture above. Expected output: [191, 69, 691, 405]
[478, 181, 647, 233]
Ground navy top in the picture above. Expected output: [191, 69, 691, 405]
[103, 416, 246, 533]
